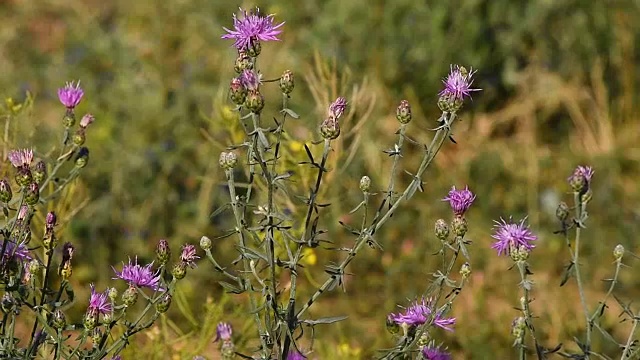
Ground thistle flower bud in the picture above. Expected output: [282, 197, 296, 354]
[46, 212, 56, 231]
[33, 161, 47, 184]
[451, 216, 468, 238]
[219, 151, 238, 170]
[359, 176, 371, 193]
[156, 293, 172, 313]
[52, 309, 66, 330]
[108, 287, 118, 301]
[72, 128, 86, 146]
[0, 179, 12, 203]
[25, 182, 39, 206]
[396, 100, 412, 124]
[555, 202, 569, 222]
[614, 244, 624, 261]
[75, 147, 89, 168]
[279, 70, 294, 95]
[459, 262, 471, 279]
[155, 239, 171, 266]
[435, 219, 450, 241]
[568, 166, 593, 194]
[200, 235, 212, 251]
[437, 94, 463, 113]
[91, 328, 102, 347]
[15, 167, 33, 188]
[122, 285, 138, 307]
[245, 90, 264, 113]
[234, 50, 254, 73]
[229, 77, 247, 105]
[63, 109, 76, 128]
[511, 317, 526, 345]
[171, 262, 187, 280]
[83, 309, 98, 331]
[80, 114, 95, 128]
[320, 117, 340, 140]
[568, 173, 586, 193]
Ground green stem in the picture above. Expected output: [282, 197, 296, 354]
[573, 192, 591, 356]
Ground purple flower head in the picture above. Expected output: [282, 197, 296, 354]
[58, 81, 84, 109]
[568, 165, 594, 189]
[88, 283, 112, 315]
[180, 244, 199, 268]
[442, 185, 476, 216]
[491, 218, 537, 256]
[287, 350, 306, 360]
[439, 65, 481, 102]
[214, 322, 233, 342]
[329, 96, 347, 119]
[0, 240, 31, 265]
[222, 7, 285, 51]
[8, 148, 33, 168]
[113, 257, 162, 291]
[240, 69, 262, 91]
[422, 345, 451, 360]
[388, 298, 456, 331]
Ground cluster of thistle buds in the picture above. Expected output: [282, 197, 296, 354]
[57, 80, 94, 167]
[437, 65, 480, 113]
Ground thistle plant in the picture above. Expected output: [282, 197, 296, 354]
[203, 7, 483, 359]
[0, 84, 195, 359]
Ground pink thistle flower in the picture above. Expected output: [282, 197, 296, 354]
[442, 185, 476, 216]
[491, 217, 537, 256]
[439, 65, 481, 102]
[88, 283, 112, 315]
[387, 297, 455, 331]
[8, 148, 33, 168]
[57, 81, 84, 109]
[222, 8, 284, 51]
[113, 257, 162, 291]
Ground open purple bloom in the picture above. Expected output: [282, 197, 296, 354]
[113, 257, 162, 290]
[439, 65, 481, 102]
[214, 322, 233, 342]
[491, 218, 537, 256]
[222, 8, 284, 51]
[88, 283, 112, 315]
[58, 81, 84, 109]
[442, 186, 476, 216]
[0, 240, 31, 265]
[8, 148, 33, 168]
[422, 345, 451, 360]
[287, 350, 306, 360]
[388, 298, 455, 331]
[180, 244, 199, 268]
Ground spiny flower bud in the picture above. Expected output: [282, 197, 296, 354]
[156, 239, 171, 266]
[108, 287, 118, 301]
[75, 147, 89, 168]
[435, 219, 450, 241]
[245, 90, 264, 113]
[63, 109, 76, 128]
[52, 309, 66, 330]
[200, 235, 212, 251]
[396, 100, 412, 124]
[171, 262, 187, 280]
[156, 293, 172, 313]
[567, 166, 593, 194]
[33, 161, 47, 184]
[437, 94, 463, 113]
[459, 262, 471, 279]
[246, 38, 262, 58]
[72, 128, 86, 146]
[15, 167, 33, 188]
[25, 182, 39, 206]
[614, 244, 624, 261]
[83, 309, 98, 331]
[0, 179, 12, 203]
[279, 70, 294, 95]
[359, 176, 371, 193]
[219, 151, 238, 171]
[555, 202, 569, 222]
[451, 216, 468, 238]
[234, 50, 254, 73]
[122, 285, 138, 307]
[46, 212, 56, 231]
[229, 77, 247, 105]
[320, 117, 340, 140]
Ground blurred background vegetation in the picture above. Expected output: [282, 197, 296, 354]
[1, 0, 639, 358]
